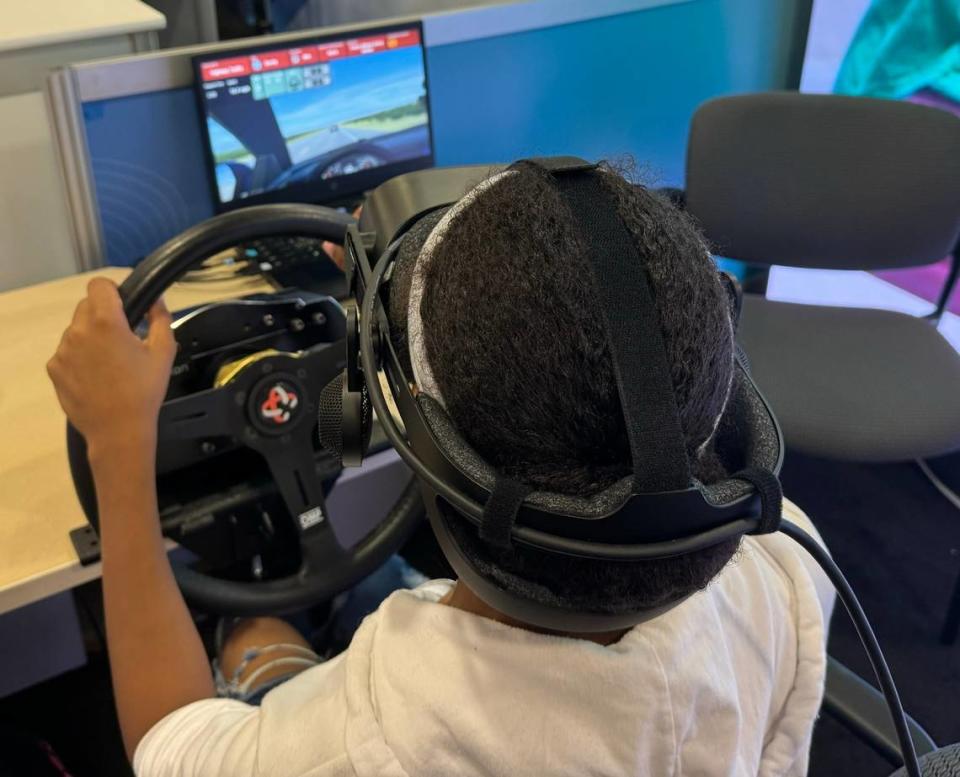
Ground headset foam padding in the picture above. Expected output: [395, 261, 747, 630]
[386, 206, 450, 375]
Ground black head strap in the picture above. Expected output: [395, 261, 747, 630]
[480, 476, 533, 549]
[517, 158, 692, 492]
[733, 467, 783, 535]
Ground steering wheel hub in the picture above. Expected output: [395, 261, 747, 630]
[251, 375, 305, 434]
[215, 349, 313, 436]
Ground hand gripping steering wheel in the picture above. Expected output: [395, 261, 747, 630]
[67, 204, 423, 615]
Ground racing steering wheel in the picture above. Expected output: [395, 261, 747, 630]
[67, 204, 423, 615]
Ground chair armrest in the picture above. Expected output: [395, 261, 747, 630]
[823, 655, 937, 765]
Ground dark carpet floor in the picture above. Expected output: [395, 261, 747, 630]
[1, 452, 959, 776]
[789, 452, 960, 775]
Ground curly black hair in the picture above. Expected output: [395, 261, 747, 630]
[398, 163, 738, 611]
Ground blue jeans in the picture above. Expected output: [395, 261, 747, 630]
[214, 555, 426, 705]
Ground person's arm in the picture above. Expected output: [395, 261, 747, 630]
[47, 278, 214, 758]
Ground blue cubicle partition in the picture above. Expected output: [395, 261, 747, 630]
[62, 0, 812, 267]
[427, 0, 808, 182]
[81, 90, 209, 264]
[82, 92, 209, 265]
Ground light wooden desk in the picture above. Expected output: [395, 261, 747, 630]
[0, 268, 268, 615]
[0, 0, 163, 54]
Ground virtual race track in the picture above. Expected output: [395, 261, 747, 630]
[288, 125, 383, 165]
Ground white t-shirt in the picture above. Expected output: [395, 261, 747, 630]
[134, 499, 834, 777]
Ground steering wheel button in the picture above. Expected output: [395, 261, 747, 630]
[298, 506, 325, 531]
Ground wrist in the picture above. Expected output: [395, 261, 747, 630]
[88, 432, 156, 476]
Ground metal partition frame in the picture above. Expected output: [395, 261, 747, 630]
[46, 67, 105, 269]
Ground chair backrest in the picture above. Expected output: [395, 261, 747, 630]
[685, 92, 960, 270]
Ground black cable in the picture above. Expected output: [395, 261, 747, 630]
[780, 520, 921, 777]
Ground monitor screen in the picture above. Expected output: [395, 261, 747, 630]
[194, 23, 433, 210]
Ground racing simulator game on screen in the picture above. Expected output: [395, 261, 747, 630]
[194, 23, 434, 211]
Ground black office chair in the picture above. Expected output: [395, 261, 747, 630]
[684, 92, 960, 464]
[683, 92, 960, 642]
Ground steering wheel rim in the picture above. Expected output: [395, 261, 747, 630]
[66, 204, 424, 615]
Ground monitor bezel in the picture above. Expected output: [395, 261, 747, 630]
[191, 20, 435, 213]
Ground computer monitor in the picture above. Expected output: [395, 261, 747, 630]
[193, 22, 433, 211]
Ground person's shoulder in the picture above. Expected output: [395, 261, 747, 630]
[781, 498, 827, 547]
[741, 497, 835, 625]
[711, 497, 812, 614]
[255, 650, 359, 773]
[743, 498, 823, 573]
[133, 698, 259, 776]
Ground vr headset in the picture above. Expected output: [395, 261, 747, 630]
[338, 156, 922, 776]
[346, 156, 783, 627]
